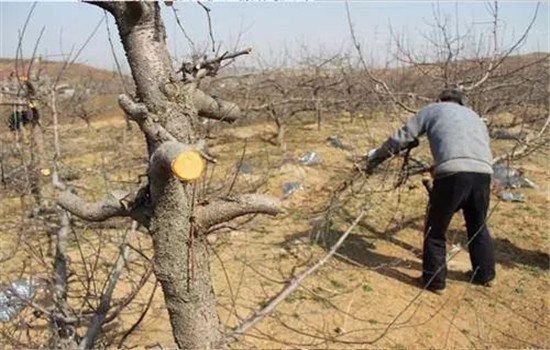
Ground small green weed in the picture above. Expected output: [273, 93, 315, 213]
[285, 294, 297, 303]
[330, 279, 345, 288]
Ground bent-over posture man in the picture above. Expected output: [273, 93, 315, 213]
[365, 88, 496, 294]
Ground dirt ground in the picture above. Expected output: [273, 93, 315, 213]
[1, 108, 548, 349]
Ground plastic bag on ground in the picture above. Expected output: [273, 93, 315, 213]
[499, 192, 526, 203]
[327, 135, 354, 150]
[237, 162, 254, 174]
[282, 182, 302, 198]
[327, 135, 346, 149]
[0, 279, 37, 322]
[298, 152, 322, 166]
[490, 130, 525, 140]
[492, 164, 536, 189]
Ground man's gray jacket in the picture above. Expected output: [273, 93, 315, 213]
[369, 102, 493, 176]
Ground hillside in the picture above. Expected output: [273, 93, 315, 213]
[0, 58, 122, 82]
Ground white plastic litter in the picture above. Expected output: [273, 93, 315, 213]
[499, 192, 526, 203]
[298, 152, 322, 166]
[493, 164, 537, 189]
[0, 279, 36, 322]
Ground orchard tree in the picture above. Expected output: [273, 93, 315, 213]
[58, 2, 280, 348]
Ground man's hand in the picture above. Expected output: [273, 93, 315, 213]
[364, 148, 380, 174]
[366, 148, 377, 159]
[350, 148, 383, 174]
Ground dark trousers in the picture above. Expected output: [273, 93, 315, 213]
[423, 172, 496, 289]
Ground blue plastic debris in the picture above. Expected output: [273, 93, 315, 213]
[327, 135, 346, 149]
[298, 152, 322, 166]
[237, 162, 254, 174]
[499, 192, 526, 203]
[282, 182, 302, 198]
[0, 279, 36, 322]
[492, 164, 536, 189]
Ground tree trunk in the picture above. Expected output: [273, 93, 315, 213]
[150, 175, 225, 348]
[94, 2, 225, 348]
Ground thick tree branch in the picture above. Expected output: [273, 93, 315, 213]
[192, 88, 243, 123]
[149, 141, 193, 178]
[118, 94, 148, 119]
[58, 190, 128, 221]
[86, 1, 123, 16]
[58, 189, 151, 227]
[118, 94, 176, 145]
[195, 194, 281, 232]
[53, 210, 70, 306]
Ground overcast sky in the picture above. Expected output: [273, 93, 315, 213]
[0, 1, 548, 71]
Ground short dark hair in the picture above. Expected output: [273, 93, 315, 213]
[438, 88, 465, 105]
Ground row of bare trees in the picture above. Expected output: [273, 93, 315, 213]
[1, 1, 548, 349]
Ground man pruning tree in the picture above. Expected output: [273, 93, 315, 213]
[364, 88, 496, 294]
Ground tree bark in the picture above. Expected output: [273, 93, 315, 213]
[77, 3, 280, 347]
[89, 2, 224, 348]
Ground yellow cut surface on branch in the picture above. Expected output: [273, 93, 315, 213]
[171, 151, 205, 181]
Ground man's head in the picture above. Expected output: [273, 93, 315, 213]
[437, 88, 465, 106]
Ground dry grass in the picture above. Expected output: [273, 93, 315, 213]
[1, 106, 548, 349]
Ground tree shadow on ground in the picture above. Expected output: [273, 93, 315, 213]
[493, 237, 549, 271]
[339, 207, 550, 272]
[282, 210, 549, 290]
[281, 226, 468, 290]
[433, 229, 549, 271]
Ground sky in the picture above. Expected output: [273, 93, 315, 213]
[0, 1, 548, 72]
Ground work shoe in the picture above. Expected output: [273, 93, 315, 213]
[468, 271, 496, 287]
[480, 278, 495, 288]
[427, 286, 446, 295]
[415, 277, 446, 295]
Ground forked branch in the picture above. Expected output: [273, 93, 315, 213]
[180, 48, 252, 81]
[118, 94, 176, 145]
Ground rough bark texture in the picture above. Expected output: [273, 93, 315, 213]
[90, 2, 223, 348]
[195, 194, 280, 232]
[59, 3, 282, 348]
[148, 140, 225, 349]
[192, 87, 243, 123]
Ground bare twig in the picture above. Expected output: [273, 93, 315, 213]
[198, 1, 216, 53]
[14, 2, 38, 83]
[104, 11, 130, 96]
[462, 2, 540, 91]
[345, 0, 416, 114]
[117, 281, 158, 349]
[171, 6, 196, 52]
[80, 239, 131, 349]
[231, 208, 367, 340]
